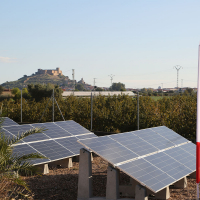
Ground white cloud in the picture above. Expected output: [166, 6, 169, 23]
[0, 56, 17, 63]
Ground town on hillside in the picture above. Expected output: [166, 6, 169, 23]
[0, 67, 197, 95]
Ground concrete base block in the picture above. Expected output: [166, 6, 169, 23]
[190, 171, 196, 179]
[174, 177, 187, 189]
[154, 186, 170, 200]
[49, 158, 73, 168]
[135, 185, 148, 200]
[106, 166, 120, 200]
[37, 164, 49, 174]
[77, 148, 93, 199]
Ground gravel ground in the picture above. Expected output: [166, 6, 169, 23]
[20, 156, 197, 200]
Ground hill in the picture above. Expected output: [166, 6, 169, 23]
[1, 74, 74, 89]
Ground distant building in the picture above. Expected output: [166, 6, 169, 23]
[62, 91, 136, 97]
[78, 78, 85, 84]
[36, 67, 63, 76]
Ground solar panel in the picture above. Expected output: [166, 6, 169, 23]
[55, 137, 85, 155]
[151, 126, 188, 145]
[55, 121, 90, 135]
[78, 126, 195, 193]
[119, 158, 175, 192]
[3, 125, 50, 143]
[164, 143, 196, 171]
[12, 143, 50, 165]
[133, 129, 175, 150]
[109, 132, 158, 156]
[145, 152, 191, 181]
[31, 123, 72, 138]
[0, 117, 18, 127]
[29, 140, 74, 161]
[79, 136, 138, 165]
[2, 120, 95, 165]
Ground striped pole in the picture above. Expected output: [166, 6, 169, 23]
[197, 43, 200, 199]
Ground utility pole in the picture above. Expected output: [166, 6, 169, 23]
[174, 65, 183, 91]
[181, 79, 183, 88]
[93, 78, 96, 90]
[108, 74, 115, 87]
[72, 69, 75, 91]
[161, 83, 163, 97]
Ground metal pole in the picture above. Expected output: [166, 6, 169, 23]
[52, 88, 54, 122]
[91, 92, 93, 131]
[21, 89, 22, 123]
[137, 91, 139, 130]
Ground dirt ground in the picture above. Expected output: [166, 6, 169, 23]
[17, 156, 197, 200]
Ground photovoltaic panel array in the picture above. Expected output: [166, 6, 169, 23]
[78, 126, 195, 193]
[0, 117, 19, 127]
[2, 120, 97, 165]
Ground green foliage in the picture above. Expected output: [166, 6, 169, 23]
[95, 87, 104, 91]
[28, 83, 63, 102]
[75, 83, 85, 91]
[110, 82, 126, 91]
[0, 94, 197, 141]
[183, 88, 194, 96]
[0, 86, 3, 95]
[11, 87, 30, 100]
[0, 118, 47, 198]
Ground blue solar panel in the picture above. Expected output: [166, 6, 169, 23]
[151, 126, 188, 145]
[12, 144, 50, 165]
[29, 140, 74, 161]
[78, 126, 195, 193]
[79, 136, 138, 165]
[133, 128, 175, 150]
[0, 117, 18, 127]
[55, 121, 91, 135]
[31, 122, 72, 138]
[109, 132, 158, 156]
[165, 143, 196, 171]
[3, 125, 50, 143]
[119, 158, 175, 193]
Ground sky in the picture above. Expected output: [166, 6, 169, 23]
[0, 0, 200, 89]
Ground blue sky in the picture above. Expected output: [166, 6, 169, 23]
[0, 0, 199, 88]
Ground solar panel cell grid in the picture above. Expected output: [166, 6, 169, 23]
[0, 117, 19, 126]
[29, 140, 74, 161]
[119, 158, 175, 192]
[151, 126, 188, 145]
[145, 152, 191, 180]
[31, 123, 73, 138]
[134, 129, 175, 150]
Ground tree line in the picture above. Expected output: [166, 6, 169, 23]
[0, 93, 197, 141]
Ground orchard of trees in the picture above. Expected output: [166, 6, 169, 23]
[0, 92, 197, 142]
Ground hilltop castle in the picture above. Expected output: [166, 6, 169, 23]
[36, 68, 63, 76]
